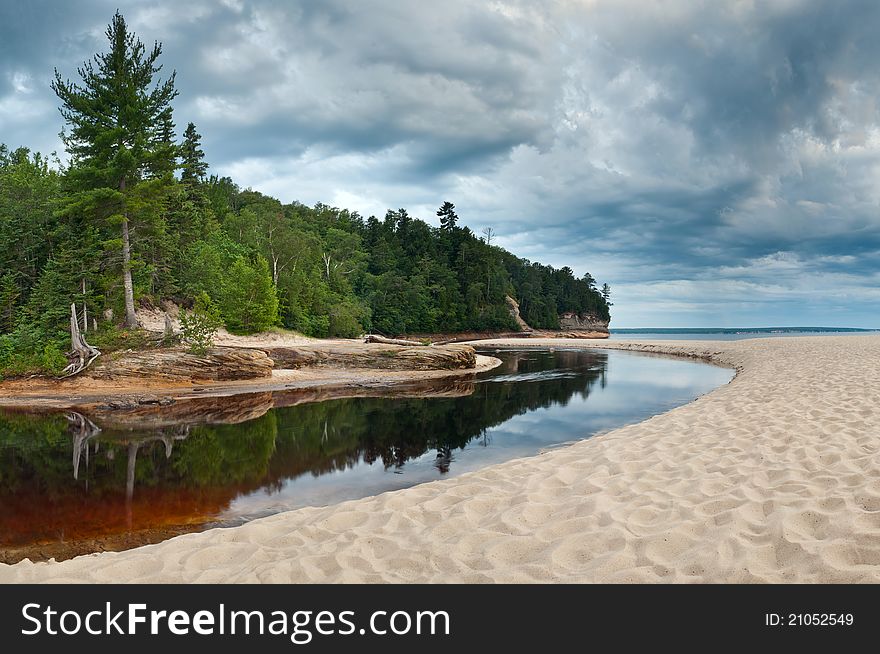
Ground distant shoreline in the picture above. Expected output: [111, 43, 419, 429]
[611, 327, 876, 334]
[609, 327, 878, 341]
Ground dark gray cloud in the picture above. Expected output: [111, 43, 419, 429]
[2, 0, 879, 327]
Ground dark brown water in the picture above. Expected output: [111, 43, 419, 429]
[0, 349, 732, 560]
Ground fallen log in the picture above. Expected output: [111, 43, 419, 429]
[365, 334, 429, 346]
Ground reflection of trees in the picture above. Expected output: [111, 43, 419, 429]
[0, 410, 278, 545]
[0, 350, 608, 546]
[268, 349, 608, 475]
[68, 412, 101, 482]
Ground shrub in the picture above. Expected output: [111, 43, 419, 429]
[41, 341, 68, 375]
[0, 333, 68, 379]
[179, 292, 222, 355]
[328, 301, 366, 338]
[90, 326, 154, 352]
[303, 313, 330, 338]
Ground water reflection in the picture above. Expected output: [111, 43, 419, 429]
[0, 349, 732, 556]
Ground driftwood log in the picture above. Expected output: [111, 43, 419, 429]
[365, 334, 429, 346]
[62, 303, 101, 378]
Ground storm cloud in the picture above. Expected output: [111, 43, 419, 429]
[2, 0, 878, 326]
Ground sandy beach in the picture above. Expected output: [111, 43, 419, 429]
[2, 334, 879, 583]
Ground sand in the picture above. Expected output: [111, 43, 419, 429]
[2, 334, 879, 583]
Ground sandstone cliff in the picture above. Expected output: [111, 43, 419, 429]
[558, 311, 610, 333]
[505, 295, 533, 332]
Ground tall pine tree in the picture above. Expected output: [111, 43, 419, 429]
[436, 201, 458, 230]
[181, 122, 208, 183]
[52, 11, 178, 327]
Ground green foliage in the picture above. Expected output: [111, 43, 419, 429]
[52, 10, 179, 328]
[217, 256, 279, 334]
[0, 273, 19, 334]
[0, 10, 611, 373]
[41, 342, 68, 374]
[179, 292, 222, 354]
[90, 326, 154, 353]
[0, 332, 68, 379]
[328, 299, 370, 338]
[180, 122, 208, 183]
[51, 11, 178, 189]
[0, 148, 61, 331]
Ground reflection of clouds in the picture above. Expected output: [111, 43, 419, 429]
[604, 351, 733, 389]
[223, 349, 730, 523]
[2, 346, 732, 549]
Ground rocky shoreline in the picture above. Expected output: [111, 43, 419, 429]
[0, 341, 499, 412]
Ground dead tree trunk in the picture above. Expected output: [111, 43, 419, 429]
[81, 278, 88, 332]
[121, 215, 138, 328]
[62, 303, 101, 377]
[365, 334, 430, 346]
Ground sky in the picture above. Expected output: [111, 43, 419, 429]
[1, 0, 878, 328]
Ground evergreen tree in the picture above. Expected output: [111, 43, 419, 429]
[601, 283, 612, 305]
[0, 148, 60, 314]
[148, 106, 178, 177]
[437, 201, 458, 230]
[51, 11, 178, 327]
[0, 274, 18, 334]
[181, 122, 208, 183]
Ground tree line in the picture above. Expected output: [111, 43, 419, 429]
[0, 12, 610, 377]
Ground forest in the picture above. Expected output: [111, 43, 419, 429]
[0, 12, 610, 378]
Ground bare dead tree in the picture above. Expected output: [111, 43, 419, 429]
[322, 252, 355, 280]
[81, 279, 88, 332]
[61, 303, 101, 378]
[481, 227, 498, 297]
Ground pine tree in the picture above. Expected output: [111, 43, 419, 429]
[0, 273, 18, 334]
[148, 106, 178, 178]
[181, 122, 208, 183]
[436, 201, 458, 230]
[51, 11, 178, 328]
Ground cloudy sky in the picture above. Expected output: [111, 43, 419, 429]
[2, 0, 879, 327]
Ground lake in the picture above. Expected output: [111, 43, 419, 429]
[609, 328, 878, 341]
[0, 348, 733, 561]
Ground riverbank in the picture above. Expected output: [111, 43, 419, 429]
[3, 335, 879, 583]
[0, 340, 501, 411]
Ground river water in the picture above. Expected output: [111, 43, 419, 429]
[0, 348, 733, 557]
